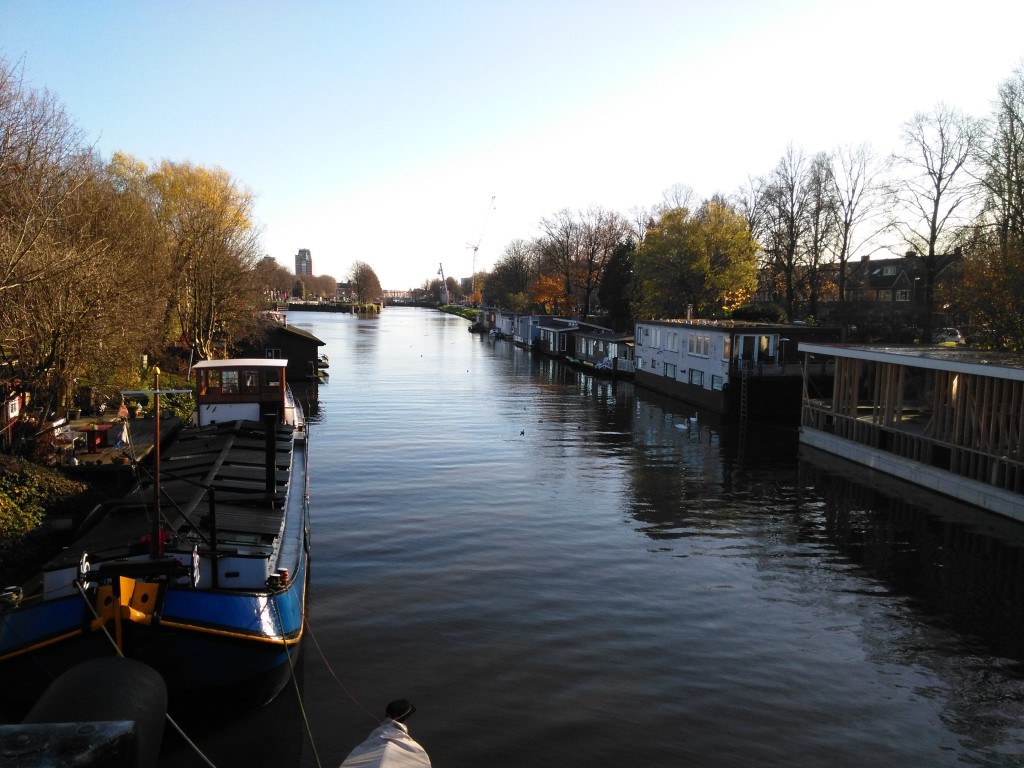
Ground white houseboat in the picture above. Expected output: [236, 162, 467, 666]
[799, 343, 1024, 521]
[633, 319, 839, 418]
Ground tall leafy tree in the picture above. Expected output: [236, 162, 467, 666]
[536, 207, 628, 317]
[633, 198, 757, 319]
[254, 256, 295, 300]
[696, 197, 759, 316]
[576, 206, 629, 318]
[633, 206, 702, 319]
[148, 160, 263, 360]
[0, 64, 169, 411]
[349, 260, 382, 303]
[597, 238, 635, 330]
[485, 239, 535, 309]
[536, 209, 582, 314]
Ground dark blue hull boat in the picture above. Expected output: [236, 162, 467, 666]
[0, 360, 310, 717]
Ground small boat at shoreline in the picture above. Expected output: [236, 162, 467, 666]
[0, 358, 311, 717]
[340, 700, 432, 768]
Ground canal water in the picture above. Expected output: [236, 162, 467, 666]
[162, 307, 1024, 767]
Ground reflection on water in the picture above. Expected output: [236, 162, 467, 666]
[161, 309, 1024, 767]
[801, 447, 1024, 660]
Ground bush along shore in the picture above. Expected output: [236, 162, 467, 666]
[0, 456, 105, 587]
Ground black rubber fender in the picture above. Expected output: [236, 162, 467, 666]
[23, 657, 167, 766]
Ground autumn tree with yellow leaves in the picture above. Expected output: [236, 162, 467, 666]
[1, 56, 271, 416]
[633, 198, 758, 320]
[146, 160, 264, 360]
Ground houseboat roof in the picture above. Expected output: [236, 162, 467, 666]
[536, 318, 578, 330]
[574, 327, 633, 342]
[193, 358, 290, 370]
[637, 318, 830, 332]
[798, 343, 1024, 381]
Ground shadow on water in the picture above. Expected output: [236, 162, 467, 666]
[617, 373, 1024, 670]
[158, 650, 310, 767]
[799, 444, 1024, 665]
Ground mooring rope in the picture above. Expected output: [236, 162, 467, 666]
[307, 621, 381, 726]
[272, 591, 324, 768]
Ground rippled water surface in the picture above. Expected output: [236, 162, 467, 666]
[163, 308, 1024, 767]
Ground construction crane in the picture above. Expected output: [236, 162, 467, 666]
[466, 196, 496, 302]
[437, 262, 449, 304]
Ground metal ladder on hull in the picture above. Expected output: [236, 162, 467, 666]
[739, 361, 750, 422]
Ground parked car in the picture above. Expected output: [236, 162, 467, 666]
[933, 327, 962, 344]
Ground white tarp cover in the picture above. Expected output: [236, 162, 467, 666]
[339, 720, 431, 768]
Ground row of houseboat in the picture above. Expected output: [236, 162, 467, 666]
[471, 308, 840, 419]
[471, 308, 1024, 523]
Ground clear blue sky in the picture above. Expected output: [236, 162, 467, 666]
[4, 1, 1023, 289]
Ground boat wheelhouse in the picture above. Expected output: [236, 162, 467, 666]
[799, 343, 1024, 521]
[193, 358, 305, 431]
[633, 319, 839, 417]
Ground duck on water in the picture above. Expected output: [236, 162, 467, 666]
[0, 358, 311, 717]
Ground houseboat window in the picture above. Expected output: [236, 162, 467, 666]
[664, 363, 677, 379]
[221, 370, 239, 394]
[241, 370, 259, 392]
[263, 370, 282, 388]
[688, 334, 711, 358]
[689, 369, 704, 386]
[202, 369, 221, 394]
